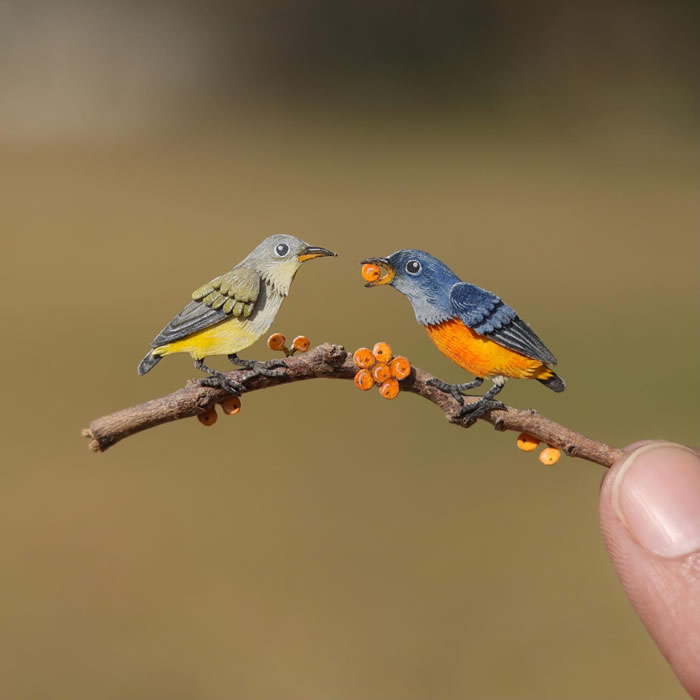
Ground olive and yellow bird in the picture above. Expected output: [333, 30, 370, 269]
[361, 249, 565, 422]
[138, 234, 335, 394]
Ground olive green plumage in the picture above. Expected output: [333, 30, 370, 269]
[191, 266, 259, 317]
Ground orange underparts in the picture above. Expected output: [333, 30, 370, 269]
[425, 319, 553, 380]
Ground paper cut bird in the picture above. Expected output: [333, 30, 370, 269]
[138, 235, 335, 394]
[361, 249, 565, 422]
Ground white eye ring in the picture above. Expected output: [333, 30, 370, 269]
[405, 260, 422, 275]
[275, 243, 289, 257]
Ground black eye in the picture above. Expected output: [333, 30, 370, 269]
[406, 260, 422, 275]
[275, 243, 289, 257]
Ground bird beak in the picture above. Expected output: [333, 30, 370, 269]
[298, 246, 337, 262]
[360, 257, 395, 287]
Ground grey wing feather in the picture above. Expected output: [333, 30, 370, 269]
[449, 283, 557, 366]
[485, 317, 557, 366]
[150, 302, 228, 347]
[150, 265, 261, 348]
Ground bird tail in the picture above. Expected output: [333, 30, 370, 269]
[138, 350, 162, 375]
[537, 370, 566, 393]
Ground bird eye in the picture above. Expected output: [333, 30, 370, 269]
[275, 243, 289, 257]
[405, 260, 422, 275]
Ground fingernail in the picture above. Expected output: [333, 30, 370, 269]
[612, 443, 700, 558]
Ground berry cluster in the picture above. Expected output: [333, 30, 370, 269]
[198, 396, 241, 426]
[517, 433, 561, 465]
[353, 342, 411, 400]
[267, 333, 310, 357]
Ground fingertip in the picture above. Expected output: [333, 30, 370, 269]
[599, 441, 700, 697]
[609, 442, 700, 559]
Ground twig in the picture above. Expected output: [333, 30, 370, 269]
[83, 343, 623, 467]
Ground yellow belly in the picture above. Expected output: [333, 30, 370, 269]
[154, 316, 261, 360]
[426, 319, 553, 380]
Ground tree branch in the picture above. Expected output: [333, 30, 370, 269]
[83, 343, 623, 467]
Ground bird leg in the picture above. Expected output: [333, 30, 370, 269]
[456, 378, 507, 425]
[428, 376, 506, 425]
[427, 377, 484, 405]
[227, 353, 287, 379]
[195, 359, 246, 396]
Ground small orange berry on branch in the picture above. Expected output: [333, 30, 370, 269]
[222, 396, 242, 415]
[539, 447, 561, 466]
[197, 407, 218, 426]
[379, 378, 400, 400]
[517, 433, 540, 452]
[354, 369, 374, 391]
[353, 348, 376, 369]
[361, 263, 381, 283]
[267, 332, 288, 353]
[390, 355, 411, 380]
[371, 362, 392, 384]
[372, 341, 392, 363]
[291, 335, 310, 354]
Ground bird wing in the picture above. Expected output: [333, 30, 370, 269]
[449, 283, 557, 365]
[150, 266, 261, 347]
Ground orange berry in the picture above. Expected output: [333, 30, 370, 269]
[371, 362, 391, 384]
[267, 333, 287, 351]
[390, 355, 411, 380]
[361, 263, 381, 283]
[197, 408, 218, 426]
[291, 335, 310, 353]
[539, 447, 561, 466]
[222, 396, 241, 415]
[354, 369, 374, 391]
[372, 341, 392, 363]
[517, 433, 540, 452]
[353, 347, 376, 369]
[379, 378, 400, 400]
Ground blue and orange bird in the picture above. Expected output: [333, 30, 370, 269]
[361, 249, 565, 422]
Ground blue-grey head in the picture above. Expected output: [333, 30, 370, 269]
[360, 249, 462, 326]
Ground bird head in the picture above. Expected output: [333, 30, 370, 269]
[245, 234, 336, 296]
[361, 249, 461, 325]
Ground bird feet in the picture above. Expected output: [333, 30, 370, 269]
[198, 372, 246, 396]
[427, 376, 505, 426]
[195, 359, 247, 395]
[455, 398, 506, 426]
[227, 354, 288, 379]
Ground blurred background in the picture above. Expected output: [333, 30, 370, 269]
[1, 1, 698, 697]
